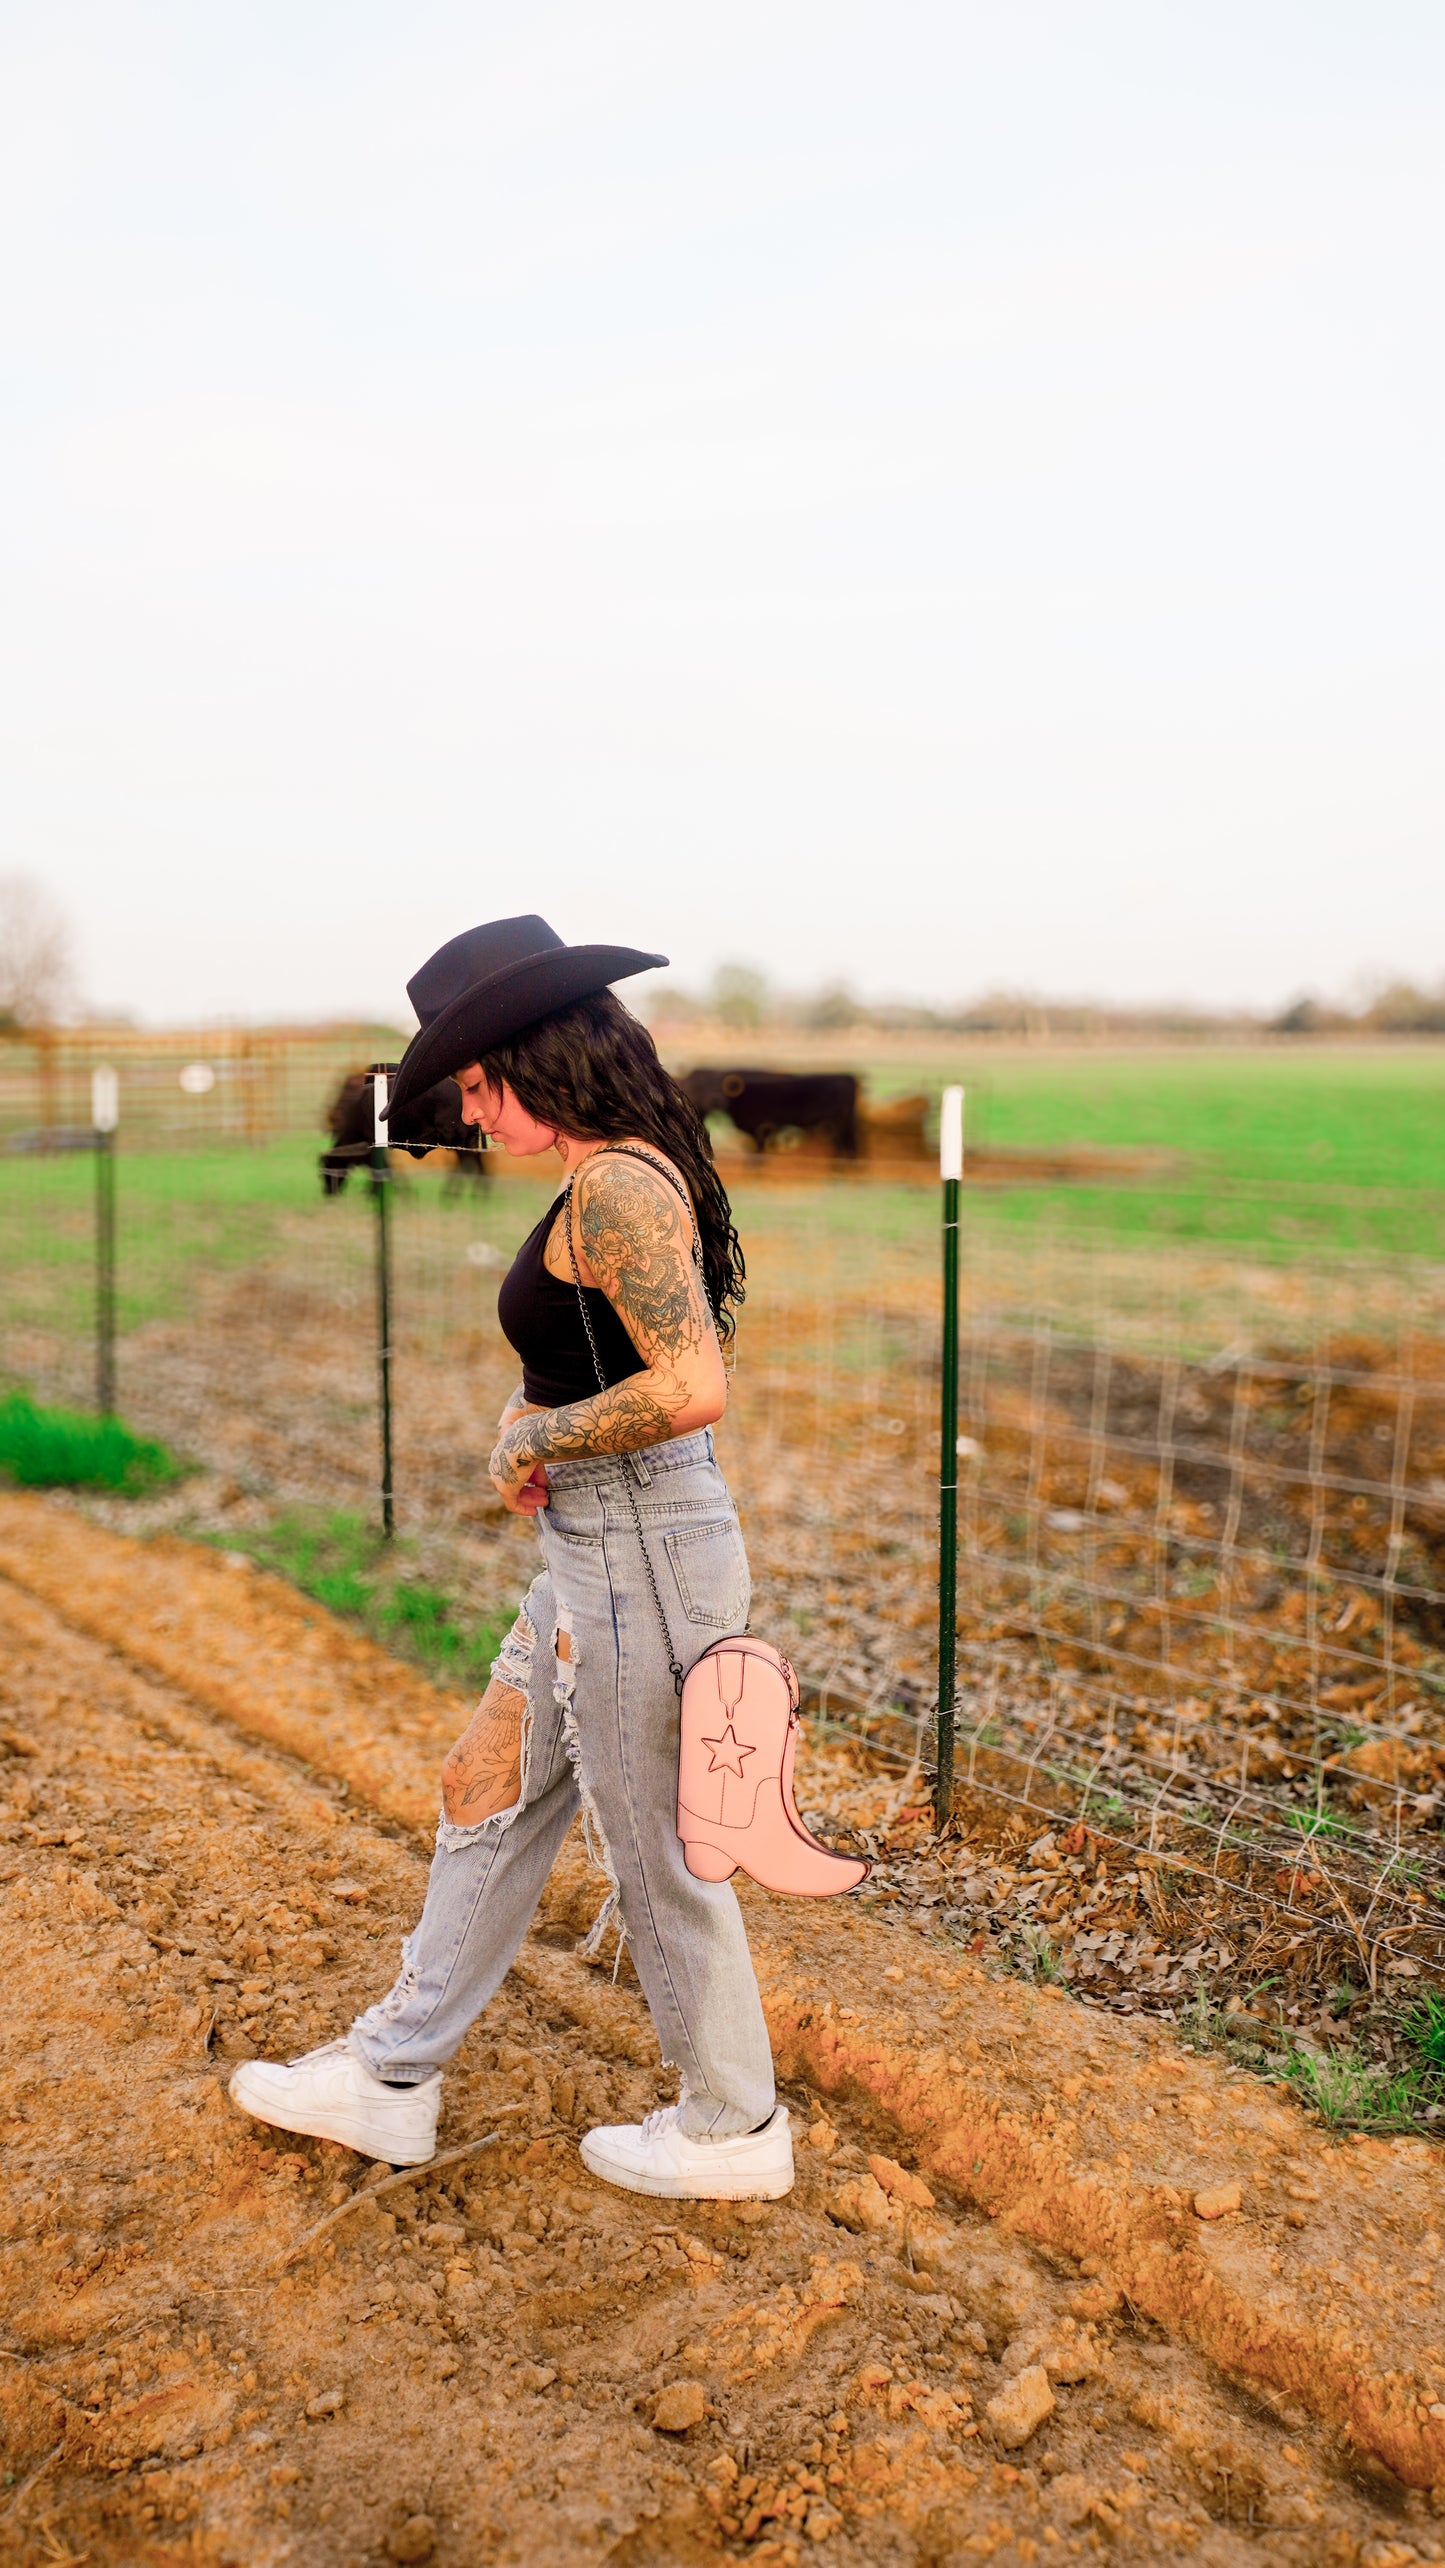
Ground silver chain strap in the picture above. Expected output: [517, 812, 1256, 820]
[562, 1151, 692, 1698]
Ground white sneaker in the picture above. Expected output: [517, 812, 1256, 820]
[580, 2102, 792, 2200]
[228, 2039, 441, 2165]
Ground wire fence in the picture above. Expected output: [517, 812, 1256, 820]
[0, 1023, 390, 1146]
[2, 1106, 1442, 2002]
[736, 1202, 1445, 1999]
[940, 1241, 1445, 2000]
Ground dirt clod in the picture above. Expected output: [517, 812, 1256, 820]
[985, 2360, 1056, 2447]
[805, 2501, 844, 2542]
[828, 2172, 892, 2232]
[867, 2150, 934, 2208]
[385, 2517, 437, 2564]
[651, 2378, 708, 2433]
[1193, 2179, 1244, 2219]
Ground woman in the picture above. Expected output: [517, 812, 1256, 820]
[230, 916, 790, 2201]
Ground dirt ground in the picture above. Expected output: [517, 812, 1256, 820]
[5, 1498, 1445, 2566]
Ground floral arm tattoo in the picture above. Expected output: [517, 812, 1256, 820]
[489, 1155, 714, 1479]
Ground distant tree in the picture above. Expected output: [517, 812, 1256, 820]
[1271, 980, 1445, 1035]
[0, 876, 75, 1029]
[958, 990, 1032, 1035]
[805, 981, 863, 1031]
[1272, 997, 1331, 1035]
[711, 963, 770, 1030]
[1365, 979, 1445, 1034]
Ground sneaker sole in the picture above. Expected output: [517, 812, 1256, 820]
[229, 2073, 437, 2166]
[577, 2135, 793, 2200]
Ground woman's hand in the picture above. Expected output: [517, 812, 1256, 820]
[490, 1386, 551, 1510]
[489, 1421, 550, 1515]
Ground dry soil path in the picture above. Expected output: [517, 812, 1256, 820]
[1, 1495, 1444, 2568]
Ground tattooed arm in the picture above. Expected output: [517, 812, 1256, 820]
[496, 1380, 531, 1434]
[488, 1152, 726, 1512]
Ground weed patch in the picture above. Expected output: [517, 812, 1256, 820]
[0, 1392, 180, 1494]
[209, 1510, 513, 1697]
[1017, 1923, 1066, 1984]
[1172, 1972, 1445, 2133]
[1282, 2048, 1439, 2133]
[1286, 1807, 1361, 1847]
[1404, 1992, 1445, 2074]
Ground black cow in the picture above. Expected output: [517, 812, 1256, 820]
[681, 1066, 860, 1157]
[320, 1070, 489, 1196]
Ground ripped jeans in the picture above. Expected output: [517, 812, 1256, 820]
[349, 1428, 776, 2138]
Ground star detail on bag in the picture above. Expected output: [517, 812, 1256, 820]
[702, 1723, 754, 1780]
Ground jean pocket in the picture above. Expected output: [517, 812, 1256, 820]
[664, 1520, 750, 1631]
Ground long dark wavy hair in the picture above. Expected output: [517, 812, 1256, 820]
[477, 990, 745, 1343]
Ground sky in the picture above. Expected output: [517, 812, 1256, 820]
[2, 1, 1443, 1028]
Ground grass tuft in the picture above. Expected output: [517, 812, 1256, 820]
[1175, 1971, 1445, 2133]
[0, 1391, 180, 1494]
[1018, 1924, 1066, 1984]
[1285, 1806, 1359, 1846]
[1182, 1976, 1236, 2052]
[1404, 1989, 1445, 2072]
[1282, 2048, 1433, 2134]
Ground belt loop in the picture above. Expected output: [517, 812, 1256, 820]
[704, 1425, 715, 1461]
[629, 1449, 653, 1487]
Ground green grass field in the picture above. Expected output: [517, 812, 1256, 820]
[723, 1043, 1444, 1258]
[953, 1043, 1442, 1187]
[0, 1137, 350, 1342]
[0, 1045, 1440, 1366]
[819, 1042, 1444, 1257]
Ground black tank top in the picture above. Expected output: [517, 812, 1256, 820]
[496, 1192, 643, 1408]
[497, 1150, 703, 1409]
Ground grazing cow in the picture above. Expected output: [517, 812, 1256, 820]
[320, 1071, 488, 1196]
[681, 1066, 860, 1157]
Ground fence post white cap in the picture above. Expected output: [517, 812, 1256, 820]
[92, 1066, 119, 1133]
[940, 1085, 964, 1182]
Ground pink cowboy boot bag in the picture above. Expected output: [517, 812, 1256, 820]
[678, 1637, 869, 1895]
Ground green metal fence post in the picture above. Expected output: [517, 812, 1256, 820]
[369, 1064, 395, 1540]
[936, 1084, 964, 1828]
[92, 1066, 119, 1417]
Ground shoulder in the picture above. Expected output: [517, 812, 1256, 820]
[574, 1150, 692, 1248]
[575, 1147, 688, 1217]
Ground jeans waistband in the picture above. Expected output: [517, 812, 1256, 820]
[541, 1426, 716, 1493]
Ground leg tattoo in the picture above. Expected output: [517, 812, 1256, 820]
[441, 1676, 526, 1822]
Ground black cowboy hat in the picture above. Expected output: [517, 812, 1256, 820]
[382, 914, 667, 1123]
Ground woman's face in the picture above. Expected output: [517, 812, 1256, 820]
[453, 1065, 558, 1155]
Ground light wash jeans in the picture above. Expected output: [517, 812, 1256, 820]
[349, 1428, 776, 2137]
